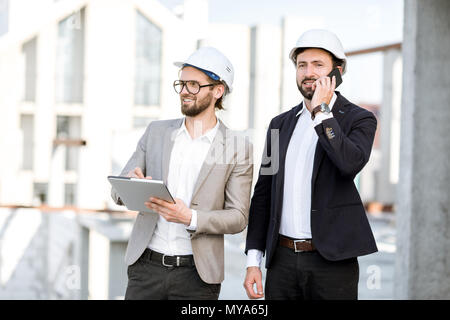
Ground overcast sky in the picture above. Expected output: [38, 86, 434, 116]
[159, 0, 404, 51]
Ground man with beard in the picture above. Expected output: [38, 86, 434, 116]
[243, 29, 378, 300]
[111, 47, 253, 299]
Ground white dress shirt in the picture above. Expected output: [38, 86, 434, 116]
[247, 94, 337, 268]
[148, 118, 219, 256]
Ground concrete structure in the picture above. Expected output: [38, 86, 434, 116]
[395, 0, 450, 299]
[0, 207, 133, 299]
[78, 213, 132, 299]
[0, 208, 79, 299]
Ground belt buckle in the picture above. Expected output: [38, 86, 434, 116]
[293, 240, 308, 253]
[162, 255, 180, 267]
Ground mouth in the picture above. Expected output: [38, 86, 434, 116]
[302, 79, 316, 88]
[181, 96, 195, 104]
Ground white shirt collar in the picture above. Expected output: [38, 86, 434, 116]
[296, 93, 338, 117]
[177, 118, 220, 143]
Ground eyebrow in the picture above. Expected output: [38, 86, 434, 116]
[297, 59, 326, 65]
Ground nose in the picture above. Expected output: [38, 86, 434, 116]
[180, 83, 190, 95]
[304, 64, 315, 78]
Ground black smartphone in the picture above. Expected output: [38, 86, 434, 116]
[328, 68, 343, 88]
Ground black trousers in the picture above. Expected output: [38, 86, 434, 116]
[125, 251, 221, 300]
[265, 246, 359, 300]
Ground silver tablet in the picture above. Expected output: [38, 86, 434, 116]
[108, 176, 175, 213]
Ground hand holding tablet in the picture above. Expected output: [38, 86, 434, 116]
[108, 173, 175, 214]
[109, 167, 193, 225]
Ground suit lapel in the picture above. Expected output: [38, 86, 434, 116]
[162, 119, 183, 184]
[277, 104, 303, 178]
[191, 120, 226, 200]
[311, 92, 349, 185]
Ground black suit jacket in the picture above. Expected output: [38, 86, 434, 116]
[245, 92, 378, 267]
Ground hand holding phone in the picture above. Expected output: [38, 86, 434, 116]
[310, 68, 343, 109]
[327, 68, 343, 88]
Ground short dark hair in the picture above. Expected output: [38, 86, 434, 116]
[292, 47, 344, 69]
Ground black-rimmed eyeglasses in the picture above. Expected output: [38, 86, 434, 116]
[173, 80, 215, 95]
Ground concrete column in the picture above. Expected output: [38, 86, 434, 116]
[395, 0, 450, 299]
[76, 216, 90, 300]
[378, 49, 402, 205]
[248, 24, 282, 184]
[78, 214, 132, 299]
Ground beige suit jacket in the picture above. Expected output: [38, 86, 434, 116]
[111, 118, 253, 284]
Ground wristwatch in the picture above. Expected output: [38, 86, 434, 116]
[311, 102, 330, 120]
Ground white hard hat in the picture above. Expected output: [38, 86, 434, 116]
[174, 47, 234, 92]
[289, 29, 347, 74]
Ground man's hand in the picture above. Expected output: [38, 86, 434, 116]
[126, 167, 152, 180]
[145, 197, 192, 226]
[310, 74, 336, 110]
[243, 267, 264, 299]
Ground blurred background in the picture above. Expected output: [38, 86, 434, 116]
[0, 0, 448, 300]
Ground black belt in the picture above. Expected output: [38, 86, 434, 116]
[141, 248, 195, 268]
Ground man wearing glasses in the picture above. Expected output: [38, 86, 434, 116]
[111, 47, 253, 299]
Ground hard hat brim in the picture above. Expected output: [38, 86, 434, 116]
[289, 46, 347, 74]
[173, 61, 233, 92]
[173, 61, 184, 68]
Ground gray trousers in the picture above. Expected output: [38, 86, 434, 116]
[124, 251, 221, 300]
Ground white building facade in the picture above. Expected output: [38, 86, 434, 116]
[0, 0, 383, 210]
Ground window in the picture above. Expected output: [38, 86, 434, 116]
[22, 37, 37, 102]
[56, 8, 85, 103]
[33, 183, 48, 205]
[20, 114, 34, 170]
[0, 0, 8, 37]
[135, 10, 162, 106]
[56, 116, 81, 171]
[64, 183, 76, 205]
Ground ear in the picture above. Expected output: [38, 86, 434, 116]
[213, 84, 225, 100]
[337, 65, 343, 75]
